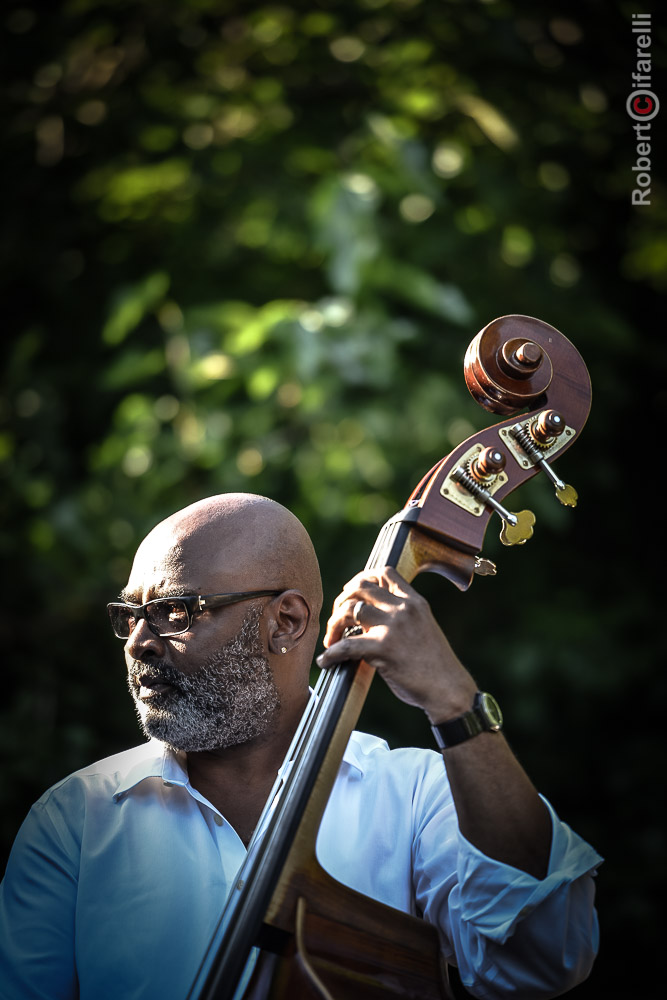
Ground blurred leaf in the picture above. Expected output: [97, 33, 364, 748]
[102, 273, 170, 346]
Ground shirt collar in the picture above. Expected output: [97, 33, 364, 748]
[112, 726, 371, 801]
[340, 735, 369, 775]
[112, 740, 188, 799]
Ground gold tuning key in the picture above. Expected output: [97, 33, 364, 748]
[555, 483, 578, 507]
[474, 556, 498, 576]
[499, 509, 536, 546]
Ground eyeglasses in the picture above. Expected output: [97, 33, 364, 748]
[107, 590, 282, 639]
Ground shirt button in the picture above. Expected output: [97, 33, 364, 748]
[214, 814, 223, 826]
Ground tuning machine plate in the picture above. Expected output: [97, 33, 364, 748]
[440, 443, 508, 517]
[500, 417, 578, 507]
[499, 419, 575, 470]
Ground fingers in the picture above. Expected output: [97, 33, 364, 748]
[332, 567, 413, 612]
[323, 596, 388, 648]
[316, 631, 386, 671]
[323, 567, 424, 651]
[327, 569, 412, 640]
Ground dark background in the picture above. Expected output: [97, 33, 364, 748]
[1, 1, 664, 996]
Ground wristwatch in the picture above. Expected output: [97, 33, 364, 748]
[431, 692, 503, 750]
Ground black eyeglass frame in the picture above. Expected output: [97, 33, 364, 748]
[107, 590, 282, 639]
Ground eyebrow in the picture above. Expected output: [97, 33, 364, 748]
[116, 588, 196, 604]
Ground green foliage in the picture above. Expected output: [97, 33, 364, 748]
[1, 1, 663, 994]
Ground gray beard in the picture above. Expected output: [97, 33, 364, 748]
[126, 608, 281, 752]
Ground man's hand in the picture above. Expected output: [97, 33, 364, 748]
[318, 566, 552, 878]
[317, 566, 477, 724]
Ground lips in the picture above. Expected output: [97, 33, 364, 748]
[138, 681, 173, 701]
[132, 670, 179, 702]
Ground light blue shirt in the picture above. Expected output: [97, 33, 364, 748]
[0, 733, 601, 999]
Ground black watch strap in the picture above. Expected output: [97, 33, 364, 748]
[431, 692, 503, 750]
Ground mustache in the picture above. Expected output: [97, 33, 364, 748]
[128, 660, 186, 690]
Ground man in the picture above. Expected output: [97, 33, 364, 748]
[0, 493, 601, 999]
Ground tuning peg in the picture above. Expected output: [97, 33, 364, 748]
[451, 465, 536, 546]
[508, 414, 578, 507]
[531, 409, 565, 445]
[470, 446, 506, 481]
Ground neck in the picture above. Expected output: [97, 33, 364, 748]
[185, 690, 310, 844]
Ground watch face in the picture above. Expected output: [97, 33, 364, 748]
[479, 692, 503, 730]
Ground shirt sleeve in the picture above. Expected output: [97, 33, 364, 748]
[0, 797, 79, 1000]
[413, 773, 603, 1000]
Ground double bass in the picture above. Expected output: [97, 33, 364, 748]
[188, 315, 592, 1000]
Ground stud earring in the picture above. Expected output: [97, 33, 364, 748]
[281, 646, 287, 654]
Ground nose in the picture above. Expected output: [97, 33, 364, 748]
[124, 617, 166, 662]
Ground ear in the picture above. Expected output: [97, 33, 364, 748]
[266, 590, 311, 655]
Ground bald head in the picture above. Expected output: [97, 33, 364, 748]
[129, 493, 323, 647]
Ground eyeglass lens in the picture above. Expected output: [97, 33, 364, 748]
[110, 599, 190, 638]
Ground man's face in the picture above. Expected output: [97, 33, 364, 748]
[126, 604, 281, 753]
